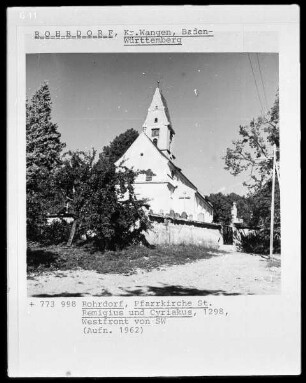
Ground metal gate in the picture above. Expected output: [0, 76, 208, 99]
[223, 225, 233, 245]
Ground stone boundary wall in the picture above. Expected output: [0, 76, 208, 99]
[145, 214, 223, 248]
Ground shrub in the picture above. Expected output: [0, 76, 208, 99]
[39, 219, 72, 245]
[237, 229, 281, 255]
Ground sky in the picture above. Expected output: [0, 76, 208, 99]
[26, 53, 278, 196]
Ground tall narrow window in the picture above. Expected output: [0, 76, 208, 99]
[154, 117, 158, 123]
[170, 131, 174, 142]
[153, 138, 158, 146]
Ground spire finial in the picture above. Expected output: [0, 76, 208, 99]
[157, 80, 160, 88]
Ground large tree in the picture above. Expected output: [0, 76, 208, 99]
[26, 82, 66, 238]
[101, 128, 139, 163]
[207, 192, 253, 225]
[53, 128, 149, 249]
[85, 157, 150, 250]
[248, 179, 281, 233]
[53, 149, 150, 249]
[53, 149, 99, 245]
[223, 90, 280, 252]
[26, 82, 66, 176]
[224, 90, 279, 192]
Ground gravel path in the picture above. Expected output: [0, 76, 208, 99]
[27, 250, 281, 297]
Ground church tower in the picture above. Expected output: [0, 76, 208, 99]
[142, 83, 175, 159]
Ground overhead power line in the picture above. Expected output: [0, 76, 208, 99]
[247, 53, 265, 117]
[256, 53, 269, 112]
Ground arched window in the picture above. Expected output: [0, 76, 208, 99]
[154, 117, 158, 123]
[153, 138, 158, 146]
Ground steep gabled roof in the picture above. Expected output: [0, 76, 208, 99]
[141, 133, 212, 209]
[144, 86, 174, 133]
[115, 131, 168, 169]
[160, 89, 172, 127]
[115, 131, 212, 211]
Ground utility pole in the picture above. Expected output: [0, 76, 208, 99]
[269, 144, 276, 259]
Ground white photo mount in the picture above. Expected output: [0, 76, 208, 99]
[7, 6, 300, 377]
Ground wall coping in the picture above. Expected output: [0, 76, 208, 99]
[148, 213, 222, 230]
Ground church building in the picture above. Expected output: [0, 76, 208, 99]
[115, 84, 214, 223]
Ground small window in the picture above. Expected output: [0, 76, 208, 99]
[146, 174, 153, 181]
[153, 138, 158, 146]
[152, 128, 159, 137]
[154, 118, 158, 123]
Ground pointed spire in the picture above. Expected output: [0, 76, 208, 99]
[145, 85, 172, 127]
[142, 83, 174, 130]
[142, 83, 175, 156]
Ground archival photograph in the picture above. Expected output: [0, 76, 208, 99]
[26, 52, 280, 297]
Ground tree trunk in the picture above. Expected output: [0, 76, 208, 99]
[67, 219, 77, 247]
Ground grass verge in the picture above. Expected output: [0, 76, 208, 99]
[27, 241, 222, 275]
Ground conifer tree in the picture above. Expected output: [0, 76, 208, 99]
[26, 82, 65, 177]
[26, 82, 66, 238]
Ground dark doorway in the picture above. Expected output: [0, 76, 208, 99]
[223, 225, 233, 245]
